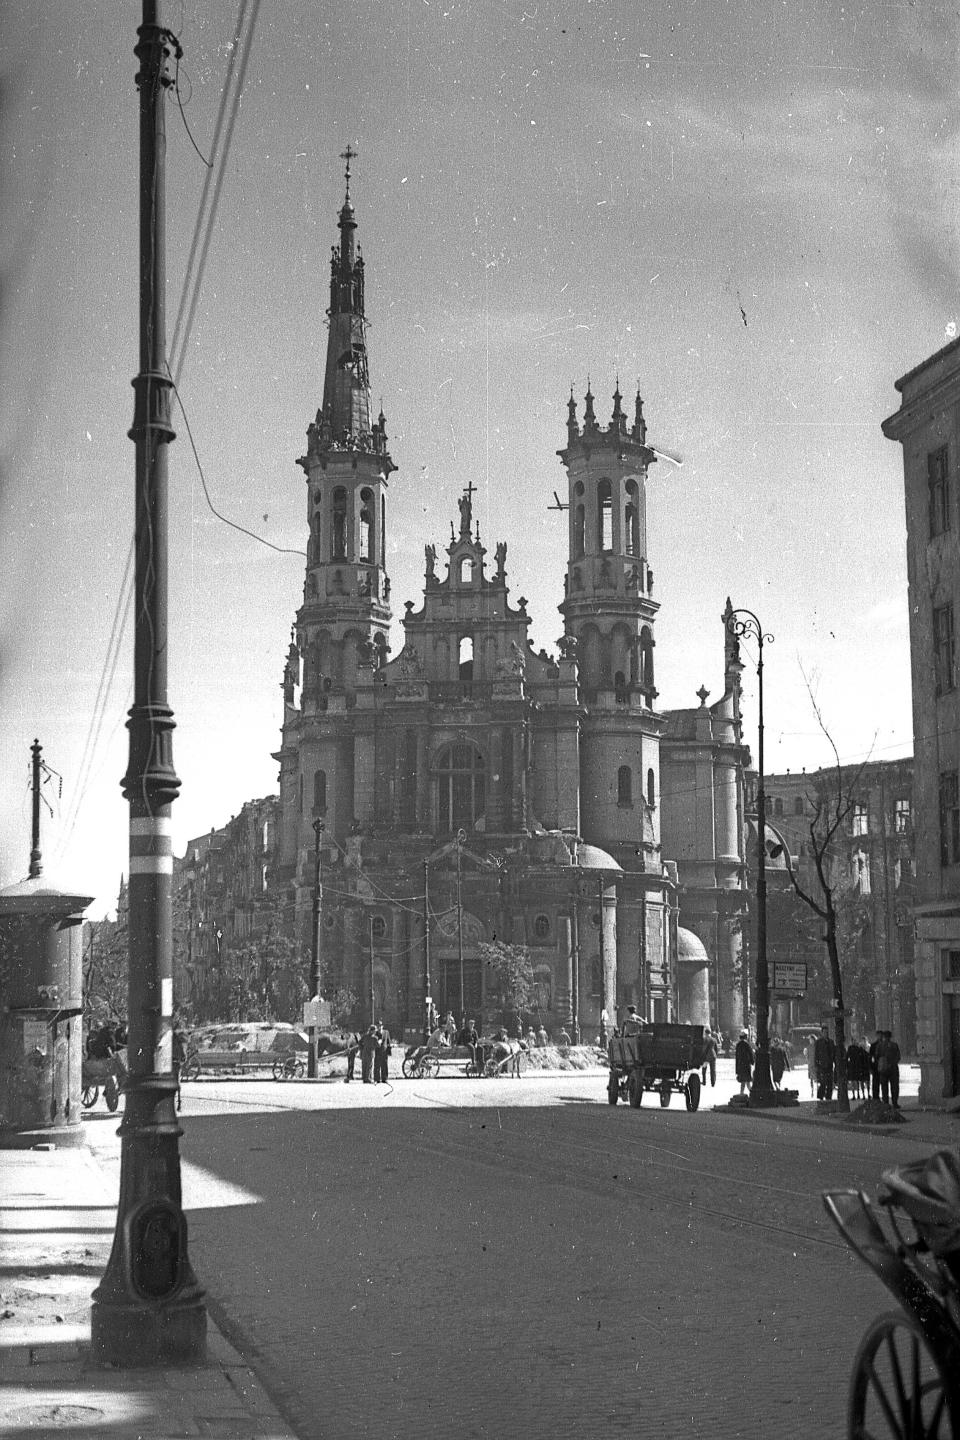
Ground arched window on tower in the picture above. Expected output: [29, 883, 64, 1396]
[436, 743, 486, 832]
[459, 635, 474, 682]
[313, 769, 327, 814]
[380, 495, 386, 567]
[617, 765, 632, 806]
[647, 768, 656, 806]
[359, 488, 374, 563]
[460, 556, 473, 584]
[597, 479, 613, 552]
[332, 487, 347, 560]
[640, 627, 655, 691]
[574, 482, 585, 559]
[625, 480, 640, 557]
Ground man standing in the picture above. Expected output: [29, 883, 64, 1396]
[701, 1029, 718, 1087]
[735, 1029, 753, 1096]
[868, 1029, 884, 1100]
[884, 1031, 902, 1109]
[374, 1021, 392, 1084]
[814, 1024, 836, 1101]
[344, 1030, 361, 1083]
[360, 1025, 377, 1083]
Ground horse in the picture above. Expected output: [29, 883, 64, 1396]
[485, 1039, 526, 1078]
[314, 1031, 353, 1059]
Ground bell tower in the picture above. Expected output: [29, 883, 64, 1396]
[558, 382, 664, 865]
[295, 147, 396, 705]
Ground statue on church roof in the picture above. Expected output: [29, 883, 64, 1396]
[425, 543, 437, 578]
[494, 541, 506, 579]
[458, 489, 472, 538]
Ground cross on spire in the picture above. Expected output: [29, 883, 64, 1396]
[340, 143, 358, 201]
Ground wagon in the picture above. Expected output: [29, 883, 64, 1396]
[607, 1023, 707, 1111]
[402, 1042, 484, 1079]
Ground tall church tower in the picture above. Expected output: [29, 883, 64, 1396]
[557, 383, 664, 868]
[277, 153, 396, 869]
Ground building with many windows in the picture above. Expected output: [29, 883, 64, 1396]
[883, 336, 960, 1099]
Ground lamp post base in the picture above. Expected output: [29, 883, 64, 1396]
[91, 1292, 206, 1368]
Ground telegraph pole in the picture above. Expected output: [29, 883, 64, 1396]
[307, 818, 324, 1077]
[423, 859, 432, 1040]
[456, 829, 465, 1025]
[29, 739, 43, 879]
[92, 2, 205, 1364]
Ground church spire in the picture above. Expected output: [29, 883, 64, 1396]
[320, 145, 375, 447]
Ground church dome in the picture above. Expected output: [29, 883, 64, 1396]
[677, 927, 709, 964]
[575, 843, 622, 871]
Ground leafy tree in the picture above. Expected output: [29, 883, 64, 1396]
[477, 940, 534, 1029]
[83, 917, 128, 1029]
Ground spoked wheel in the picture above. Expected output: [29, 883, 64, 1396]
[628, 1071, 643, 1109]
[416, 1056, 440, 1078]
[608, 1074, 619, 1105]
[285, 1056, 304, 1079]
[105, 1079, 120, 1113]
[849, 1311, 959, 1439]
[81, 1084, 99, 1110]
[272, 1057, 286, 1080]
[402, 1054, 417, 1078]
[685, 1073, 701, 1112]
[659, 1081, 672, 1108]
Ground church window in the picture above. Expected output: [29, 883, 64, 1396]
[573, 483, 585, 559]
[617, 765, 632, 807]
[533, 914, 551, 940]
[625, 481, 640, 557]
[459, 635, 474, 681]
[313, 769, 327, 813]
[647, 768, 656, 806]
[332, 487, 347, 559]
[597, 480, 613, 552]
[437, 743, 486, 833]
[614, 669, 627, 703]
[460, 556, 473, 584]
[794, 796, 804, 815]
[371, 915, 387, 940]
[380, 495, 386, 567]
[359, 488, 374, 563]
[640, 628, 654, 689]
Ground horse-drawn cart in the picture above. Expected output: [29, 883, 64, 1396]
[402, 1043, 483, 1079]
[607, 1023, 707, 1111]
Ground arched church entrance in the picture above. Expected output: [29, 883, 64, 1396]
[432, 908, 486, 1021]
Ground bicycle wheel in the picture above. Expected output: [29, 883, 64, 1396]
[849, 1311, 959, 1439]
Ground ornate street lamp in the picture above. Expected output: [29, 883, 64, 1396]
[726, 606, 776, 1104]
[307, 818, 324, 1077]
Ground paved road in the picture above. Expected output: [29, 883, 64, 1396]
[86, 1065, 939, 1440]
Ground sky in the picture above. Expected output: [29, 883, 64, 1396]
[2, 0, 957, 917]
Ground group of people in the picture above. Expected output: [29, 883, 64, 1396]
[803, 1027, 902, 1106]
[344, 1022, 393, 1084]
[733, 1030, 794, 1095]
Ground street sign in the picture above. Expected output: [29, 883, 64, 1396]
[772, 961, 807, 993]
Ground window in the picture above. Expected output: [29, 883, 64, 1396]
[774, 798, 784, 817]
[597, 480, 613, 552]
[794, 796, 804, 815]
[332, 487, 347, 559]
[625, 481, 640, 557]
[533, 914, 551, 940]
[458, 635, 474, 681]
[946, 950, 960, 980]
[437, 744, 486, 832]
[640, 629, 654, 690]
[371, 915, 387, 940]
[934, 603, 955, 695]
[313, 769, 327, 813]
[929, 446, 950, 537]
[617, 765, 632, 806]
[573, 483, 585, 559]
[940, 770, 960, 865]
[894, 797, 911, 834]
[647, 768, 656, 806]
[460, 557, 473, 584]
[851, 803, 868, 837]
[359, 489, 374, 563]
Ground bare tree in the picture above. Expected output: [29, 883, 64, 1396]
[782, 678, 872, 1114]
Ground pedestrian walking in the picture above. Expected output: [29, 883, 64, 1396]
[701, 1029, 718, 1087]
[344, 1030, 361, 1083]
[536, 1024, 549, 1047]
[374, 1022, 392, 1083]
[814, 1025, 836, 1101]
[770, 1037, 786, 1089]
[877, 1029, 902, 1107]
[868, 1029, 883, 1100]
[804, 1039, 817, 1098]
[360, 1025, 377, 1083]
[735, 1029, 753, 1095]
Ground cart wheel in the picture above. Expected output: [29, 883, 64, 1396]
[685, 1073, 701, 1112]
[402, 1055, 416, 1078]
[81, 1084, 99, 1110]
[105, 1079, 120, 1113]
[849, 1310, 959, 1439]
[272, 1058, 285, 1081]
[607, 1074, 619, 1105]
[182, 1056, 201, 1082]
[659, 1080, 672, 1108]
[628, 1071, 643, 1108]
[283, 1056, 303, 1080]
[424, 1055, 440, 1078]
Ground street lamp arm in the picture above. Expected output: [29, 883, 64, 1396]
[726, 607, 774, 650]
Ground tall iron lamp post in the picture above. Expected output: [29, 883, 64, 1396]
[307, 818, 324, 1078]
[726, 606, 776, 1104]
[91, 1, 205, 1364]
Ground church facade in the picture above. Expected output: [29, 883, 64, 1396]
[270, 166, 751, 1040]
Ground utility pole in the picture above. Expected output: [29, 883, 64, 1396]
[456, 829, 465, 1024]
[308, 818, 323, 1077]
[571, 880, 580, 1045]
[92, 2, 205, 1365]
[369, 914, 376, 1024]
[423, 859, 432, 1040]
[29, 739, 43, 879]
